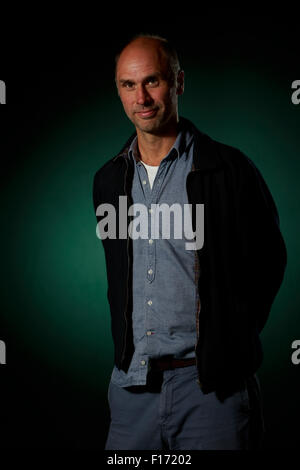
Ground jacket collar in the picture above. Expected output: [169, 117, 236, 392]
[112, 117, 223, 171]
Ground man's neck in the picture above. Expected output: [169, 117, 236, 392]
[136, 121, 179, 166]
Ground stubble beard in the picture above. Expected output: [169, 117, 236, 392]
[134, 116, 163, 135]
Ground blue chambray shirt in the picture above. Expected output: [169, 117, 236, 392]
[111, 123, 200, 387]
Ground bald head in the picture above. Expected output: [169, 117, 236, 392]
[115, 35, 180, 86]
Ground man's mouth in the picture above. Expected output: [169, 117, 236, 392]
[136, 109, 157, 118]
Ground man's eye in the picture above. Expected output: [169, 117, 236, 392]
[123, 82, 134, 89]
[147, 78, 158, 86]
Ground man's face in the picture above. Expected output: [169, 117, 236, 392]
[116, 39, 183, 135]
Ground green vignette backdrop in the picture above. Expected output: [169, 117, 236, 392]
[0, 12, 299, 449]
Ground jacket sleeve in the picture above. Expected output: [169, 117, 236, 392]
[237, 155, 287, 333]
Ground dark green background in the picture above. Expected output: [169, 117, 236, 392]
[1, 11, 299, 448]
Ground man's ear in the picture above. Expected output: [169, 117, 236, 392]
[176, 70, 185, 96]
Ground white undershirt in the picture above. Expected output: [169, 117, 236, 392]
[141, 161, 159, 189]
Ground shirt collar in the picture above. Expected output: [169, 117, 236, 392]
[128, 120, 194, 166]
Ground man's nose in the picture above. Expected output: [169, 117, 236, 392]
[136, 85, 152, 105]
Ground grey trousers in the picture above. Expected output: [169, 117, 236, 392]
[105, 364, 265, 450]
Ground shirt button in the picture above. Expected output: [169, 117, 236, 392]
[147, 300, 152, 306]
[148, 269, 153, 275]
[149, 239, 153, 245]
[149, 208, 153, 214]
[142, 180, 147, 185]
[141, 360, 146, 366]
[146, 331, 152, 336]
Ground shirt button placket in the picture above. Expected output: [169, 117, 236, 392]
[145, 182, 155, 349]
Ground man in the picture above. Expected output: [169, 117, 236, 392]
[93, 34, 287, 450]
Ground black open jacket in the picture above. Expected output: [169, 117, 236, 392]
[93, 117, 287, 393]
